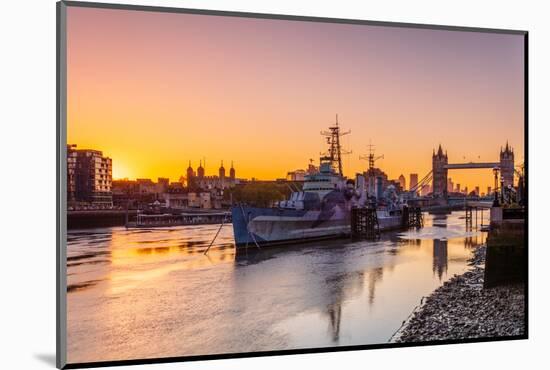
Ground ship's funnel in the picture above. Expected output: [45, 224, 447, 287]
[356, 173, 365, 190]
[376, 176, 383, 200]
[355, 173, 367, 206]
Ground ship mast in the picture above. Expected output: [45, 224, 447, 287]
[320, 114, 351, 176]
[360, 140, 384, 174]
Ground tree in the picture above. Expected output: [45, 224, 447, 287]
[224, 182, 300, 207]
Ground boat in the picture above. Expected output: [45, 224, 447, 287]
[126, 211, 230, 228]
[231, 118, 405, 249]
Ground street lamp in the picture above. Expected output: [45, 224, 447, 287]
[492, 167, 500, 207]
[500, 176, 505, 204]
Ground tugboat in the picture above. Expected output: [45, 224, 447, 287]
[231, 117, 406, 249]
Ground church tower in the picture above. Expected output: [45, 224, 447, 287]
[500, 141, 515, 187]
[432, 144, 448, 198]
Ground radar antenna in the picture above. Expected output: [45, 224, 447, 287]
[320, 114, 351, 176]
[359, 140, 384, 173]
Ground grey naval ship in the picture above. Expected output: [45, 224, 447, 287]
[231, 118, 404, 248]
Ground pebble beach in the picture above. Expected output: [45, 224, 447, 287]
[393, 245, 526, 343]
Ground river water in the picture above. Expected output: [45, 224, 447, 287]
[66, 211, 486, 364]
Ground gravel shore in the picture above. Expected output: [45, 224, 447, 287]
[392, 245, 525, 343]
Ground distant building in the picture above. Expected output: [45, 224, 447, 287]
[186, 161, 196, 188]
[187, 192, 199, 208]
[117, 177, 169, 196]
[409, 173, 418, 191]
[156, 177, 169, 193]
[188, 160, 237, 190]
[112, 178, 188, 209]
[307, 163, 318, 174]
[287, 169, 307, 181]
[67, 144, 78, 202]
[398, 174, 406, 190]
[162, 184, 188, 209]
[447, 178, 454, 193]
[169, 181, 183, 189]
[67, 145, 112, 206]
[188, 191, 213, 209]
[229, 161, 236, 183]
[287, 162, 318, 181]
[112, 179, 145, 208]
[363, 167, 390, 198]
[389, 179, 404, 193]
[219, 161, 226, 188]
[136, 178, 156, 194]
[197, 161, 205, 178]
[112, 179, 138, 195]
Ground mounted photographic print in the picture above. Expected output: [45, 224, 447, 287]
[56, 1, 528, 368]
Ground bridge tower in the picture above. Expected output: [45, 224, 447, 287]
[432, 144, 448, 198]
[500, 141, 515, 187]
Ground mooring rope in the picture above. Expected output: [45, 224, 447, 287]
[239, 204, 261, 250]
[204, 212, 230, 255]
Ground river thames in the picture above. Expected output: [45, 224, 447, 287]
[66, 211, 486, 364]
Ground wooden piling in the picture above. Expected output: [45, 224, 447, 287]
[465, 206, 473, 229]
[351, 207, 380, 240]
[409, 207, 424, 228]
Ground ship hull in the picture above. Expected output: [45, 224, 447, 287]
[231, 205, 402, 248]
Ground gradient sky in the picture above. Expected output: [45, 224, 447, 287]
[67, 6, 524, 190]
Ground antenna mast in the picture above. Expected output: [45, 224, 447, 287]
[360, 140, 384, 173]
[320, 114, 351, 176]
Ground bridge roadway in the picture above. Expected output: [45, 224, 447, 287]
[465, 201, 493, 209]
[444, 162, 500, 169]
[410, 196, 493, 210]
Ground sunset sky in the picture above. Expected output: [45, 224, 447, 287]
[67, 6, 524, 190]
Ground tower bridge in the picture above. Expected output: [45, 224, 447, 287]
[431, 142, 515, 198]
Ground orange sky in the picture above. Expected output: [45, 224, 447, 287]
[67, 7, 524, 190]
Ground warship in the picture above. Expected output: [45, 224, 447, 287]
[231, 117, 404, 248]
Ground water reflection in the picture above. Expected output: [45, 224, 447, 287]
[327, 303, 342, 342]
[367, 267, 384, 306]
[67, 211, 486, 364]
[433, 239, 448, 280]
